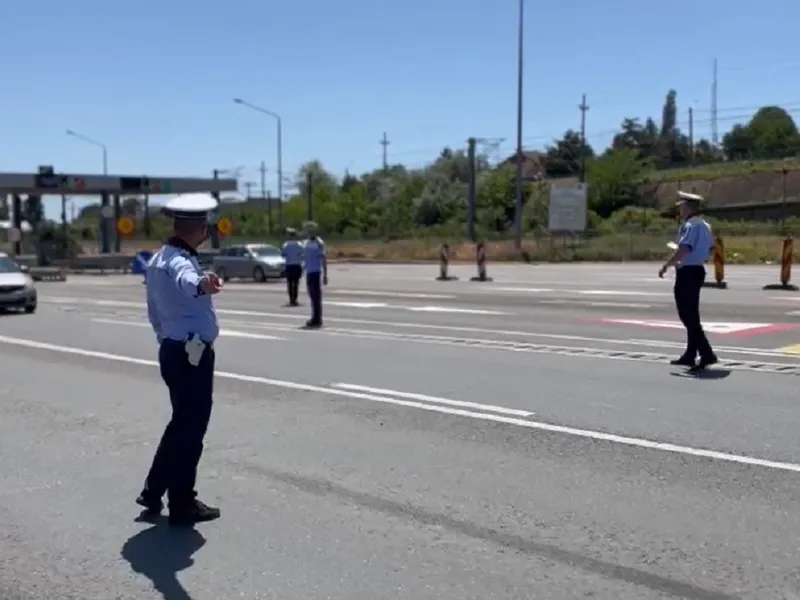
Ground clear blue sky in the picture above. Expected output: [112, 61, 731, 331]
[2, 0, 799, 220]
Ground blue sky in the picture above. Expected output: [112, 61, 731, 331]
[2, 0, 799, 220]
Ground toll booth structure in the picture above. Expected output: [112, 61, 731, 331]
[0, 167, 238, 255]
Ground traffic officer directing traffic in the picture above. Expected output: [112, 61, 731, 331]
[659, 191, 718, 370]
[281, 227, 304, 306]
[303, 221, 327, 328]
[137, 193, 223, 526]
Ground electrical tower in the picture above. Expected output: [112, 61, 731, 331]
[379, 132, 389, 170]
[578, 94, 589, 182]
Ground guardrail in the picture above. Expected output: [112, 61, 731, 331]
[14, 251, 219, 276]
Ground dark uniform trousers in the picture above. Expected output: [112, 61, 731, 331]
[144, 338, 214, 509]
[674, 265, 714, 360]
[285, 264, 303, 304]
[306, 271, 323, 324]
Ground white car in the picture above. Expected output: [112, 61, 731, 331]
[0, 253, 37, 314]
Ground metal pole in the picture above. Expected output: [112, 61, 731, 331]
[277, 117, 284, 228]
[513, 0, 524, 249]
[467, 137, 477, 242]
[210, 169, 220, 249]
[102, 146, 108, 175]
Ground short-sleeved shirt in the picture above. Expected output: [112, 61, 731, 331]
[304, 237, 326, 273]
[676, 216, 713, 267]
[281, 240, 303, 265]
[146, 238, 219, 343]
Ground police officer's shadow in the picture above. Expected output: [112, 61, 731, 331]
[670, 368, 732, 380]
[121, 519, 206, 600]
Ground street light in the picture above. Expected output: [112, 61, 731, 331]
[65, 129, 108, 174]
[233, 97, 283, 226]
[513, 0, 524, 249]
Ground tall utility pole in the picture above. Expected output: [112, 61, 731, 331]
[244, 182, 255, 198]
[306, 172, 313, 221]
[711, 58, 719, 147]
[260, 160, 272, 234]
[688, 107, 695, 164]
[466, 137, 477, 242]
[210, 169, 220, 249]
[513, 0, 525, 250]
[380, 132, 390, 171]
[578, 93, 589, 183]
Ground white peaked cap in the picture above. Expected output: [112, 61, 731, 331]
[161, 193, 219, 220]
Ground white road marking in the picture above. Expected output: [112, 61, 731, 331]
[41, 298, 791, 359]
[92, 315, 799, 363]
[578, 290, 671, 297]
[331, 383, 534, 417]
[603, 319, 781, 335]
[91, 319, 285, 341]
[495, 287, 556, 293]
[406, 306, 510, 315]
[539, 300, 652, 308]
[2, 333, 800, 474]
[327, 301, 390, 308]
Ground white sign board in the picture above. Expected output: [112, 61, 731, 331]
[548, 183, 588, 233]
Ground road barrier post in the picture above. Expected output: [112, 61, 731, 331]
[470, 241, 493, 282]
[435, 243, 458, 281]
[703, 235, 727, 288]
[763, 236, 799, 291]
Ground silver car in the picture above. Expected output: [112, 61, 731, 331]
[0, 253, 37, 313]
[212, 244, 286, 282]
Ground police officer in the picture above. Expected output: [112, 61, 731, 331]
[302, 221, 327, 328]
[136, 193, 222, 526]
[659, 191, 718, 370]
[281, 227, 303, 306]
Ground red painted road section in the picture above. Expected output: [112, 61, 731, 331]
[587, 318, 797, 339]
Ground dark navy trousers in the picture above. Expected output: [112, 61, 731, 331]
[306, 272, 323, 323]
[144, 339, 214, 509]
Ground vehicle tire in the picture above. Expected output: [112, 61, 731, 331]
[24, 304, 36, 314]
[253, 267, 266, 283]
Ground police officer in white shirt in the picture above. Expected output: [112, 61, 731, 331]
[659, 191, 718, 371]
[302, 221, 327, 328]
[281, 227, 304, 306]
[138, 193, 222, 526]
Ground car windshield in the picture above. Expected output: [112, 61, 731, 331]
[251, 246, 281, 257]
[0, 257, 21, 273]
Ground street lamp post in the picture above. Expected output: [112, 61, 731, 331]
[65, 129, 107, 174]
[513, 0, 524, 250]
[233, 98, 283, 228]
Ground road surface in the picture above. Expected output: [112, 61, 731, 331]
[2, 263, 800, 599]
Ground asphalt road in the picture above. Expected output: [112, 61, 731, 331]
[2, 263, 800, 599]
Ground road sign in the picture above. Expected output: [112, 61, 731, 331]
[217, 217, 233, 236]
[548, 183, 588, 233]
[117, 216, 135, 236]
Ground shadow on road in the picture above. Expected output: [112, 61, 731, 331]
[121, 517, 206, 600]
[670, 369, 732, 380]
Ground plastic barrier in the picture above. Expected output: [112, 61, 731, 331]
[703, 235, 727, 288]
[763, 236, 799, 291]
[435, 243, 458, 281]
[470, 241, 493, 282]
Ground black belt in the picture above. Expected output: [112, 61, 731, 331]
[163, 337, 214, 348]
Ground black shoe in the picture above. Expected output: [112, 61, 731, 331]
[305, 320, 322, 328]
[168, 499, 221, 526]
[670, 355, 696, 367]
[691, 354, 718, 371]
[136, 492, 163, 514]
